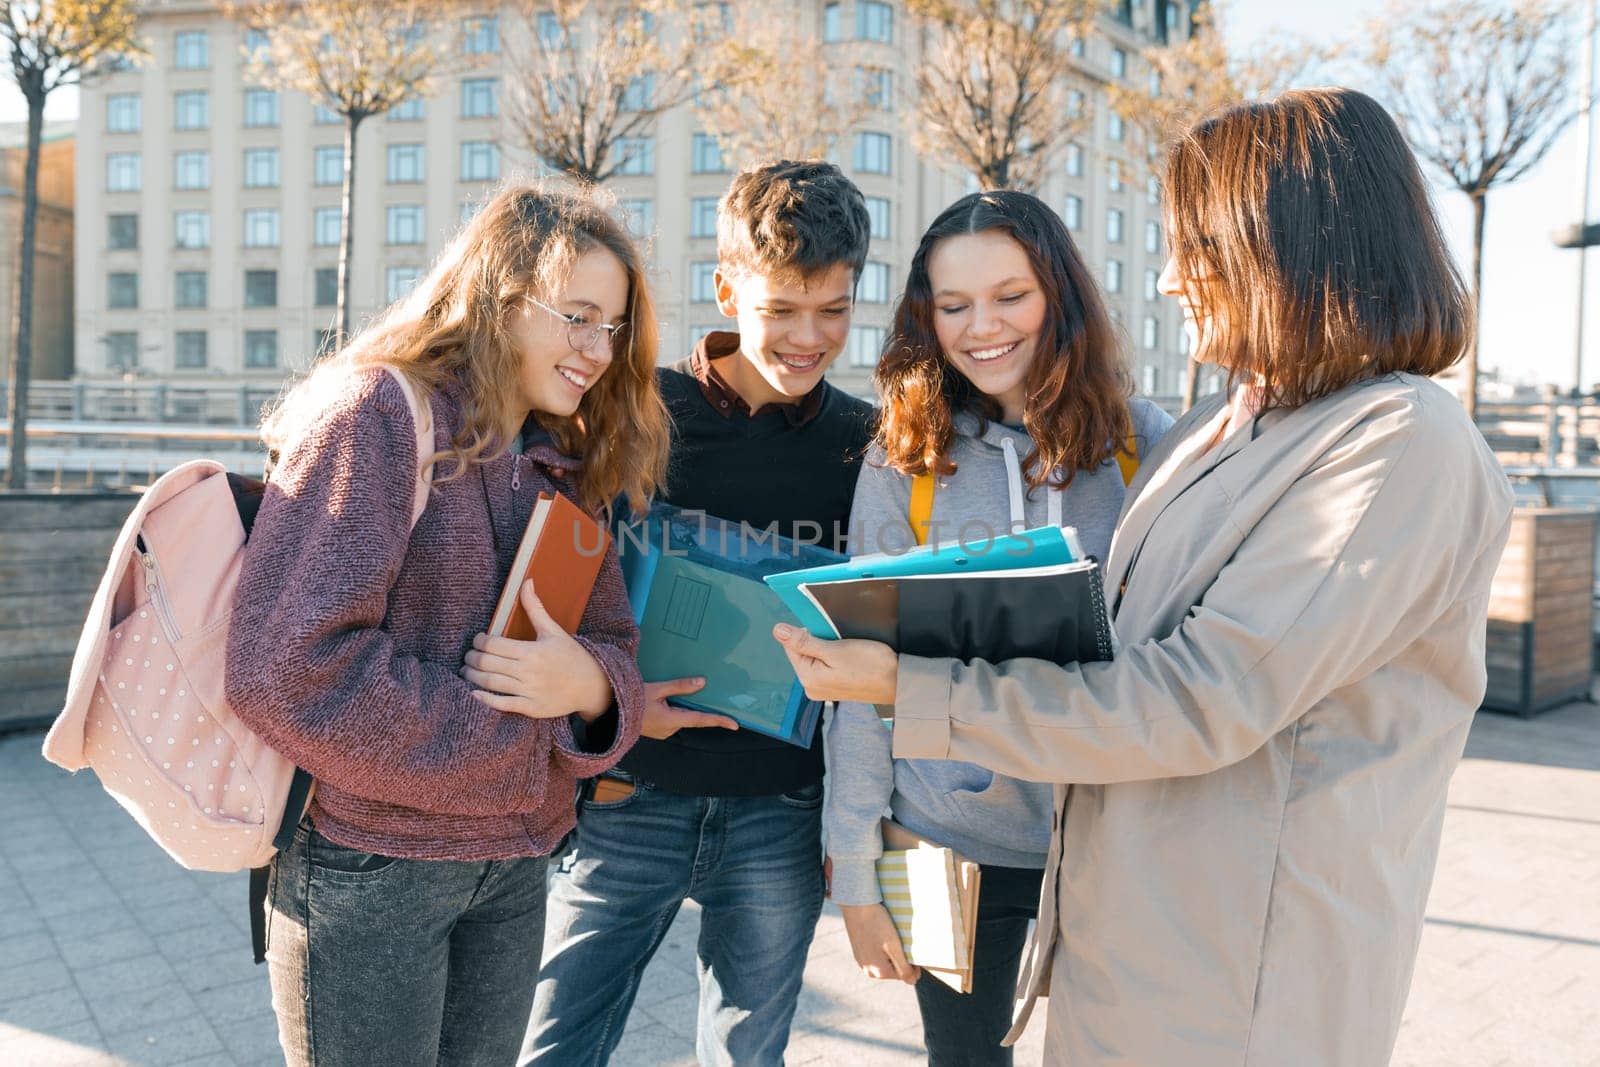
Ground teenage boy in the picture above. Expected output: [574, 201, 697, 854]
[522, 160, 875, 1066]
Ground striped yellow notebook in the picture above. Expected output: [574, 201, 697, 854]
[874, 820, 982, 993]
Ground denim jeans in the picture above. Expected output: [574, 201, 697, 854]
[915, 864, 1045, 1066]
[266, 820, 549, 1067]
[521, 771, 826, 1066]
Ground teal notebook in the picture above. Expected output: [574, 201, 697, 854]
[764, 525, 1077, 639]
[618, 503, 844, 747]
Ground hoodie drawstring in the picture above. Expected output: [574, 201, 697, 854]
[1001, 437, 1026, 534]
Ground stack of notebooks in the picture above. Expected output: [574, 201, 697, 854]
[617, 503, 845, 748]
[764, 525, 1114, 666]
[875, 819, 981, 993]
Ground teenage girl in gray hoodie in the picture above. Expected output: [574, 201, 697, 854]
[826, 190, 1170, 1064]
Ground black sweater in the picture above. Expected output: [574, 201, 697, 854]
[618, 352, 875, 796]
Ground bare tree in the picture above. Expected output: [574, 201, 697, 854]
[906, 0, 1097, 192]
[692, 4, 875, 167]
[1107, 1, 1319, 409]
[226, 0, 471, 345]
[502, 0, 707, 185]
[2, 0, 143, 489]
[1366, 0, 1579, 421]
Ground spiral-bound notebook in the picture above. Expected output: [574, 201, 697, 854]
[793, 558, 1113, 665]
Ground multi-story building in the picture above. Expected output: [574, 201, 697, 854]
[2, 120, 75, 383]
[74, 0, 1195, 403]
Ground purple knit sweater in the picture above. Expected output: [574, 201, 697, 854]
[224, 367, 644, 861]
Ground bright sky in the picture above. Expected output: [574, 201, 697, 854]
[2, 2, 1596, 387]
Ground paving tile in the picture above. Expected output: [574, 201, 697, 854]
[0, 929, 62, 970]
[104, 1013, 226, 1066]
[191, 976, 274, 1028]
[610, 1019, 696, 1067]
[167, 946, 263, 996]
[212, 1010, 285, 1065]
[0, 1018, 111, 1067]
[0, 954, 74, 1000]
[54, 925, 161, 972]
[0, 984, 96, 1032]
[83, 978, 202, 1038]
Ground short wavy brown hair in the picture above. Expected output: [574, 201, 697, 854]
[716, 159, 871, 283]
[1166, 88, 1471, 409]
[875, 190, 1132, 488]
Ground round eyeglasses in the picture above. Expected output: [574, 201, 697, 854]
[529, 297, 628, 353]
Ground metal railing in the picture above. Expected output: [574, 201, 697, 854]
[0, 380, 284, 428]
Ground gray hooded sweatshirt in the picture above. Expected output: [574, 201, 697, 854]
[826, 398, 1171, 905]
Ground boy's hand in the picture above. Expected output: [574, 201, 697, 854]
[642, 677, 740, 739]
[465, 581, 612, 721]
[839, 903, 920, 984]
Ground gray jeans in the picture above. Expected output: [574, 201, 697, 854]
[265, 820, 548, 1067]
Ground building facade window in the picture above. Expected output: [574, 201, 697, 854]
[1108, 112, 1124, 142]
[244, 329, 279, 369]
[106, 331, 139, 370]
[857, 67, 892, 110]
[175, 270, 208, 308]
[1142, 315, 1160, 350]
[1144, 267, 1159, 301]
[314, 145, 343, 186]
[390, 96, 424, 122]
[621, 73, 655, 111]
[387, 143, 425, 183]
[462, 16, 500, 54]
[174, 211, 210, 249]
[314, 103, 340, 125]
[243, 208, 280, 247]
[244, 269, 278, 308]
[174, 30, 209, 70]
[460, 141, 500, 181]
[386, 205, 425, 245]
[1105, 259, 1123, 293]
[619, 199, 654, 238]
[386, 266, 423, 302]
[853, 131, 892, 174]
[857, 0, 892, 42]
[690, 261, 718, 302]
[535, 11, 565, 49]
[108, 214, 138, 250]
[1145, 220, 1161, 254]
[1108, 159, 1123, 192]
[616, 136, 655, 176]
[174, 90, 209, 130]
[1147, 174, 1161, 205]
[107, 153, 141, 192]
[107, 271, 138, 309]
[174, 151, 210, 190]
[315, 268, 338, 307]
[1141, 364, 1158, 394]
[691, 134, 726, 174]
[865, 196, 890, 239]
[310, 207, 339, 246]
[1062, 195, 1082, 231]
[1110, 46, 1127, 79]
[1065, 142, 1084, 177]
[243, 147, 280, 188]
[857, 261, 891, 303]
[690, 197, 718, 238]
[823, 2, 842, 41]
[106, 94, 140, 133]
[175, 330, 208, 369]
[848, 325, 886, 368]
[244, 89, 279, 127]
[461, 78, 498, 118]
[1107, 208, 1124, 243]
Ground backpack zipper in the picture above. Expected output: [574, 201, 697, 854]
[138, 551, 182, 645]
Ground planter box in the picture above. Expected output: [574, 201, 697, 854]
[1483, 508, 1596, 717]
[0, 491, 136, 732]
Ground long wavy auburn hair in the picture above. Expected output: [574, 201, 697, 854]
[263, 183, 669, 517]
[1164, 88, 1471, 409]
[875, 190, 1132, 488]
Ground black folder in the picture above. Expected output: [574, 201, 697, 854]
[799, 560, 1114, 665]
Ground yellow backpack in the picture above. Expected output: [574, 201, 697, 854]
[908, 434, 1139, 547]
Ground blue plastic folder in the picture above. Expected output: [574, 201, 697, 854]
[764, 526, 1078, 639]
[617, 503, 845, 748]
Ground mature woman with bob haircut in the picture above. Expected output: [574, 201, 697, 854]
[774, 88, 1515, 1065]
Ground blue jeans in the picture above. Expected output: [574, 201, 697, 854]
[266, 821, 548, 1067]
[521, 771, 825, 1066]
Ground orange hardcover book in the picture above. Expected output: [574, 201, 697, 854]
[488, 492, 612, 639]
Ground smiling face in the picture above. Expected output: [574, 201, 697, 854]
[508, 247, 628, 420]
[1157, 252, 1221, 365]
[714, 262, 855, 411]
[927, 230, 1049, 424]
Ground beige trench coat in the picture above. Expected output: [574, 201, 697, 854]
[893, 374, 1514, 1066]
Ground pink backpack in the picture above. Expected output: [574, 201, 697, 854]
[42, 367, 435, 874]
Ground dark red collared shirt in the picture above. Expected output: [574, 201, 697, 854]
[689, 330, 828, 427]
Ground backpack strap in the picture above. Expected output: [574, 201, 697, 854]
[1116, 432, 1139, 487]
[909, 472, 935, 547]
[382, 366, 435, 528]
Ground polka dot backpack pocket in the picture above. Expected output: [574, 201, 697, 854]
[42, 368, 433, 873]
